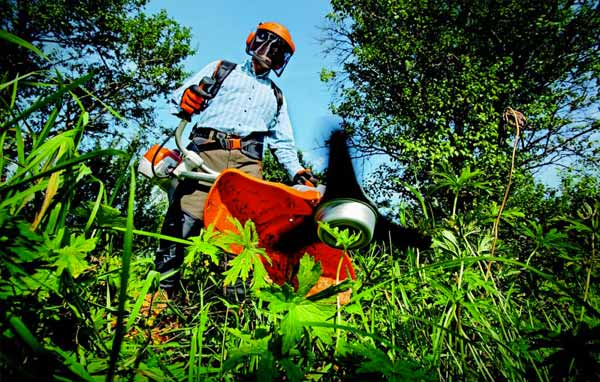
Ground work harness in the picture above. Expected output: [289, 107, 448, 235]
[187, 60, 283, 161]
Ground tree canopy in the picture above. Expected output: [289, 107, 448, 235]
[1, 0, 194, 143]
[323, 0, 600, 203]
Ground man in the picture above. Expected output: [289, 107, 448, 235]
[154, 21, 317, 296]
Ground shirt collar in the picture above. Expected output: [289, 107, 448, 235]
[242, 58, 271, 79]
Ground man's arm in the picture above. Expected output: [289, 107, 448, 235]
[265, 94, 304, 181]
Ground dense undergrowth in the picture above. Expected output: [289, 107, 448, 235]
[1, 33, 599, 382]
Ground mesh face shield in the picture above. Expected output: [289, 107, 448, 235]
[247, 29, 293, 76]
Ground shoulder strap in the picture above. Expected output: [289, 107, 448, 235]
[270, 80, 284, 118]
[208, 60, 236, 98]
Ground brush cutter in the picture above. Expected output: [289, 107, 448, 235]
[138, 120, 377, 249]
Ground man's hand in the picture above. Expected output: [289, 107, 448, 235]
[293, 168, 318, 187]
[179, 85, 209, 121]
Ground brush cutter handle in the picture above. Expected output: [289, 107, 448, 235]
[172, 119, 221, 183]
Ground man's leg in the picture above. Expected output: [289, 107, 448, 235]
[154, 202, 203, 295]
[156, 148, 262, 299]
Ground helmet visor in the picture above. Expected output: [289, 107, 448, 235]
[248, 29, 292, 74]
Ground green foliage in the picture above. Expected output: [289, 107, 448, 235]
[337, 342, 432, 382]
[223, 253, 342, 380]
[184, 224, 223, 267]
[317, 221, 363, 250]
[431, 165, 491, 218]
[221, 218, 271, 291]
[52, 234, 97, 278]
[262, 148, 320, 184]
[2, 11, 600, 382]
[324, 0, 600, 204]
[0, 32, 176, 380]
[261, 149, 290, 183]
[0, 0, 193, 242]
[259, 255, 335, 352]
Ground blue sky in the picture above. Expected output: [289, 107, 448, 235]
[145, 0, 340, 171]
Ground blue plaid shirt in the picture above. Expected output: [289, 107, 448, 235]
[171, 58, 302, 178]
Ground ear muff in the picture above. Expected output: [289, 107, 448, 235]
[246, 22, 263, 50]
[245, 31, 255, 50]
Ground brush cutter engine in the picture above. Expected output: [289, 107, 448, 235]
[137, 144, 182, 191]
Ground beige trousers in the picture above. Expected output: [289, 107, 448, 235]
[178, 148, 262, 220]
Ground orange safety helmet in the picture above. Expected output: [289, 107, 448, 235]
[246, 22, 295, 76]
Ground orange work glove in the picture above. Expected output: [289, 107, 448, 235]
[293, 168, 318, 187]
[179, 85, 209, 121]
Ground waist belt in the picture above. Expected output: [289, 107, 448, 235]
[189, 127, 265, 160]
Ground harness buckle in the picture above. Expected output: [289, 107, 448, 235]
[226, 138, 242, 150]
[213, 131, 241, 150]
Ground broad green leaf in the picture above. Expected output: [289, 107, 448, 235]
[280, 305, 303, 353]
[281, 300, 335, 353]
[223, 329, 272, 371]
[296, 254, 322, 296]
[53, 235, 97, 278]
[185, 235, 220, 266]
[221, 218, 271, 291]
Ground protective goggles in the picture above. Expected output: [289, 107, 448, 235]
[248, 29, 293, 76]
